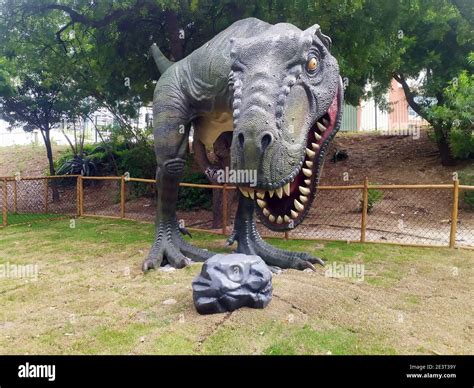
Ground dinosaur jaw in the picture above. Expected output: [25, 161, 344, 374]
[240, 83, 342, 231]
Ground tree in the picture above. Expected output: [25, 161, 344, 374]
[428, 54, 474, 159]
[0, 1, 98, 188]
[390, 0, 473, 165]
[1, 0, 472, 168]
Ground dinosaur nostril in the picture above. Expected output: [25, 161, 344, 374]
[261, 133, 273, 151]
[238, 133, 245, 148]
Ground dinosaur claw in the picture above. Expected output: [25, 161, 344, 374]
[226, 232, 237, 247]
[179, 226, 192, 238]
[310, 257, 325, 266]
[300, 261, 316, 272]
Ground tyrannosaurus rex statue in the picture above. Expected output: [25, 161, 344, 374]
[143, 17, 343, 272]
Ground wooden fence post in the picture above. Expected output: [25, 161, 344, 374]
[222, 184, 227, 235]
[360, 177, 369, 243]
[120, 175, 126, 218]
[44, 178, 49, 213]
[13, 179, 17, 213]
[2, 178, 7, 226]
[284, 231, 289, 240]
[449, 179, 459, 248]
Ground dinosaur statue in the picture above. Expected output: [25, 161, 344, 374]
[144, 17, 343, 272]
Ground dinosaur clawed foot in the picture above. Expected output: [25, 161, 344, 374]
[143, 219, 214, 272]
[229, 227, 324, 271]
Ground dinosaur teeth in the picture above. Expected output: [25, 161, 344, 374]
[276, 216, 283, 224]
[263, 208, 270, 217]
[283, 215, 291, 223]
[290, 209, 299, 219]
[257, 199, 266, 208]
[305, 160, 313, 168]
[306, 148, 315, 158]
[239, 188, 249, 198]
[304, 179, 311, 186]
[283, 182, 291, 197]
[311, 143, 320, 150]
[303, 168, 312, 177]
[314, 132, 322, 140]
[269, 214, 276, 222]
[276, 187, 283, 199]
[294, 199, 304, 212]
[248, 189, 255, 199]
[256, 191, 265, 199]
[268, 190, 274, 198]
[299, 186, 310, 195]
[299, 195, 308, 204]
[317, 122, 327, 132]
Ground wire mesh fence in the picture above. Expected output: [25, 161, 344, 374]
[458, 186, 474, 247]
[290, 187, 364, 241]
[1, 175, 473, 249]
[82, 177, 122, 218]
[0, 176, 78, 226]
[364, 187, 453, 246]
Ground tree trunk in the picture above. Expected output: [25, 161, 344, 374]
[42, 129, 60, 202]
[393, 73, 457, 166]
[164, 10, 184, 61]
[434, 127, 457, 166]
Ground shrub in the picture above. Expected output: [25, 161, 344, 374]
[116, 145, 156, 198]
[360, 187, 384, 213]
[177, 155, 212, 211]
[428, 67, 474, 160]
[458, 167, 474, 210]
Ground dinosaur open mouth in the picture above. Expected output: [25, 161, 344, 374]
[239, 85, 342, 231]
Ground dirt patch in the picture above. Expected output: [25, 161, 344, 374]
[0, 144, 68, 177]
[0, 218, 472, 355]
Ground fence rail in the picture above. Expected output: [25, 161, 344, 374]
[1, 175, 473, 249]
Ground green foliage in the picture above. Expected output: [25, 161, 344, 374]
[2, 0, 473, 171]
[177, 156, 212, 211]
[360, 187, 384, 213]
[117, 145, 157, 198]
[55, 144, 109, 174]
[116, 146, 156, 178]
[428, 65, 474, 159]
[458, 167, 474, 210]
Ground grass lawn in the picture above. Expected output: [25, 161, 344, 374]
[0, 212, 66, 226]
[0, 217, 472, 355]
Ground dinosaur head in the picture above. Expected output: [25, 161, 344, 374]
[229, 23, 343, 231]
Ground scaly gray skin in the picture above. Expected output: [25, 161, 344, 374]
[143, 17, 343, 272]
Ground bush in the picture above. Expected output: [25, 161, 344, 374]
[53, 139, 213, 210]
[428, 67, 474, 160]
[177, 155, 212, 211]
[360, 187, 384, 213]
[116, 145, 156, 198]
[54, 144, 113, 175]
[459, 167, 474, 210]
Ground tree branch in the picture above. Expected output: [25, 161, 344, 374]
[32, 3, 131, 28]
[393, 72, 427, 120]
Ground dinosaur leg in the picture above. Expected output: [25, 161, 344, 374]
[227, 194, 324, 271]
[142, 106, 214, 271]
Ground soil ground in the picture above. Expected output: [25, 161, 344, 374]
[0, 218, 472, 355]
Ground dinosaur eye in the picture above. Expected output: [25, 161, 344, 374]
[306, 56, 318, 73]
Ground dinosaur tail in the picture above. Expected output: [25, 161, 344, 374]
[149, 43, 173, 74]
